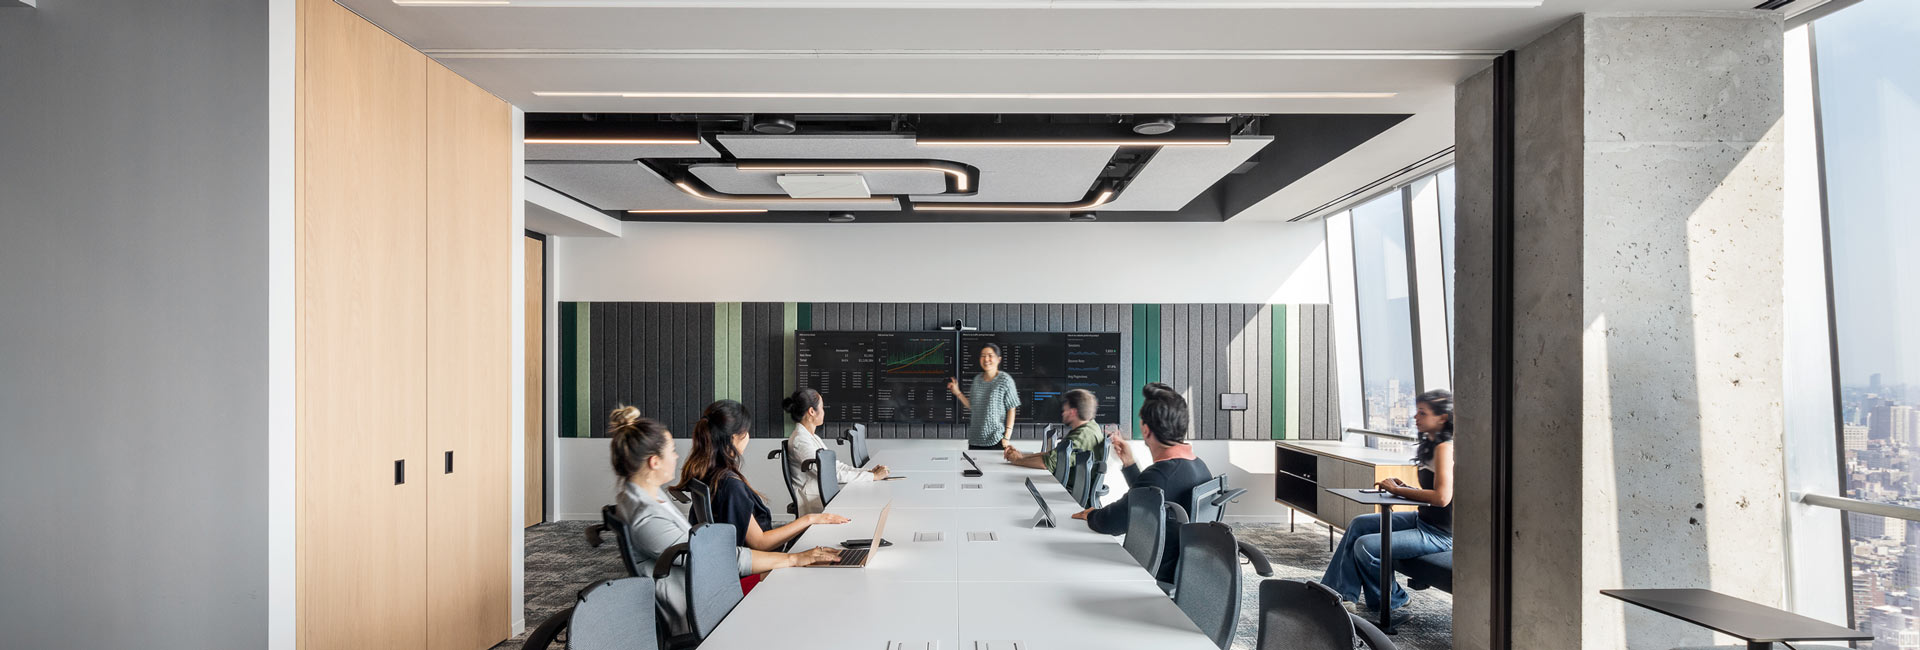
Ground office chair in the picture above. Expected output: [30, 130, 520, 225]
[836, 423, 871, 467]
[584, 504, 645, 578]
[1039, 424, 1062, 452]
[523, 576, 660, 650]
[1188, 475, 1249, 525]
[1120, 486, 1167, 575]
[684, 477, 714, 526]
[1049, 436, 1076, 487]
[1172, 522, 1251, 650]
[1255, 579, 1395, 650]
[1070, 449, 1107, 509]
[1161, 504, 1274, 596]
[652, 523, 744, 650]
[808, 448, 840, 507]
[769, 443, 800, 517]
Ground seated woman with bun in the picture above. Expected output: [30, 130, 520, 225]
[608, 405, 842, 634]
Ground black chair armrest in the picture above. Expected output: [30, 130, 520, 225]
[1166, 502, 1190, 524]
[584, 523, 608, 548]
[652, 542, 690, 580]
[1237, 540, 1275, 577]
[801, 458, 820, 473]
[522, 606, 574, 650]
[835, 434, 850, 445]
[1212, 488, 1249, 506]
[766, 448, 783, 460]
[1350, 614, 1399, 649]
[664, 487, 690, 504]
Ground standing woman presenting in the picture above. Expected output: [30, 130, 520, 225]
[948, 342, 1020, 450]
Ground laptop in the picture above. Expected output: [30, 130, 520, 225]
[806, 500, 893, 568]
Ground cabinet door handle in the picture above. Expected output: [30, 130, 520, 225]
[394, 459, 406, 485]
[445, 450, 454, 474]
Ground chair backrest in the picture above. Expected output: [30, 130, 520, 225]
[1189, 475, 1229, 524]
[1121, 486, 1166, 575]
[815, 448, 841, 506]
[1173, 522, 1244, 650]
[685, 523, 745, 640]
[1049, 436, 1076, 486]
[1255, 579, 1359, 650]
[771, 442, 800, 516]
[841, 423, 870, 467]
[685, 477, 714, 526]
[1071, 449, 1106, 508]
[567, 576, 658, 650]
[1040, 424, 1062, 451]
[600, 505, 644, 577]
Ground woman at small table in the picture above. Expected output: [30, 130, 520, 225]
[948, 342, 1020, 451]
[607, 406, 841, 636]
[1320, 389, 1455, 612]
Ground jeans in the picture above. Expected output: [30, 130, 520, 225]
[1319, 511, 1453, 611]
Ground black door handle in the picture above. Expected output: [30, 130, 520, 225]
[445, 450, 454, 474]
[394, 459, 405, 485]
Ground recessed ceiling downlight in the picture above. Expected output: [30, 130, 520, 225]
[827, 212, 857, 223]
[1132, 117, 1177, 135]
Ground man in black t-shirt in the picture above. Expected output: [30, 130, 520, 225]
[1074, 383, 1209, 583]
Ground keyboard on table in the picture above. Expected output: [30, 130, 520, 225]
[830, 548, 869, 566]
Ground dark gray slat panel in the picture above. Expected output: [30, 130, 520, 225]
[763, 302, 785, 435]
[1227, 304, 1245, 440]
[1047, 304, 1066, 332]
[930, 303, 953, 440]
[1186, 303, 1203, 440]
[691, 303, 716, 435]
[1169, 304, 1188, 431]
[1079, 303, 1093, 333]
[745, 302, 777, 436]
[1212, 304, 1227, 439]
[1160, 303, 1175, 402]
[1020, 303, 1036, 332]
[1238, 303, 1255, 440]
[1200, 303, 1218, 440]
[644, 302, 663, 429]
[741, 302, 759, 435]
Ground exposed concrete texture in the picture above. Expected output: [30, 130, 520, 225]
[1451, 12, 1786, 650]
[1451, 62, 1497, 650]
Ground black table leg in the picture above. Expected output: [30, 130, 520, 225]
[1378, 504, 1396, 634]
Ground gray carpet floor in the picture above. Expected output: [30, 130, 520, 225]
[497, 520, 1452, 650]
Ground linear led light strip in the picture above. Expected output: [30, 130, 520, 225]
[916, 189, 1115, 213]
[673, 181, 896, 205]
[734, 162, 971, 192]
[626, 208, 767, 214]
[533, 91, 1395, 100]
[523, 138, 703, 145]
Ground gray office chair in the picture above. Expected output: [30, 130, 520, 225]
[1255, 579, 1395, 650]
[524, 576, 660, 650]
[586, 504, 645, 577]
[769, 443, 801, 517]
[1039, 424, 1062, 452]
[652, 523, 743, 649]
[1049, 436, 1076, 487]
[684, 477, 714, 526]
[809, 448, 840, 507]
[1163, 503, 1273, 595]
[1121, 486, 1166, 575]
[1188, 475, 1249, 525]
[1172, 522, 1246, 650]
[836, 423, 870, 467]
[1071, 448, 1107, 509]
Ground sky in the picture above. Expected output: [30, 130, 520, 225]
[1817, 0, 1920, 387]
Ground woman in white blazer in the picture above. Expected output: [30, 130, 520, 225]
[782, 388, 888, 515]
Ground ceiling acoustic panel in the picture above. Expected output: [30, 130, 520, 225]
[524, 140, 721, 162]
[1098, 136, 1274, 211]
[687, 164, 947, 197]
[525, 161, 900, 212]
[716, 134, 1112, 203]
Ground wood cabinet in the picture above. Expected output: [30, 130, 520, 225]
[298, 1, 511, 648]
[1273, 440, 1421, 531]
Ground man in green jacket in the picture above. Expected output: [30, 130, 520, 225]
[1004, 388, 1103, 473]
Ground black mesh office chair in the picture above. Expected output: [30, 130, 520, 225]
[836, 423, 870, 468]
[1256, 579, 1397, 650]
[585, 504, 645, 578]
[1121, 486, 1167, 575]
[683, 477, 714, 526]
[769, 443, 800, 517]
[1049, 436, 1076, 487]
[523, 576, 660, 650]
[1039, 424, 1062, 452]
[809, 448, 840, 507]
[1172, 522, 1250, 650]
[1188, 475, 1249, 525]
[1161, 503, 1274, 596]
[1070, 449, 1106, 509]
[652, 523, 743, 650]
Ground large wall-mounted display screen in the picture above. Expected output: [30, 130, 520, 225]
[798, 330, 1121, 424]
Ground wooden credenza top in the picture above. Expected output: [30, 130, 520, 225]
[1277, 439, 1416, 468]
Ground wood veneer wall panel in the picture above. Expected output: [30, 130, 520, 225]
[425, 61, 512, 650]
[525, 236, 544, 526]
[297, 0, 429, 647]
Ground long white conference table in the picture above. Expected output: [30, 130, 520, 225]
[698, 446, 1222, 650]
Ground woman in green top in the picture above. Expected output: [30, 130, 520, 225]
[948, 342, 1020, 450]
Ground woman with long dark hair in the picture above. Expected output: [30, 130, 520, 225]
[1320, 389, 1455, 613]
[607, 405, 840, 636]
[682, 399, 849, 552]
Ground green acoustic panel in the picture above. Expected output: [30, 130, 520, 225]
[560, 302, 591, 438]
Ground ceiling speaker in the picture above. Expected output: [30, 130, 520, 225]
[827, 212, 858, 223]
[752, 115, 798, 135]
[1131, 117, 1177, 135]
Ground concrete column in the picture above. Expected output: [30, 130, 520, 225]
[1452, 12, 1786, 650]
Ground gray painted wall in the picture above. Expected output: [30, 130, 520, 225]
[0, 2, 270, 647]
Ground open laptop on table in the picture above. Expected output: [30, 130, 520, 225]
[804, 500, 893, 568]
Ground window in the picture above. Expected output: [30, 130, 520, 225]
[1810, 0, 1920, 637]
[1436, 167, 1457, 349]
[1349, 191, 1419, 438]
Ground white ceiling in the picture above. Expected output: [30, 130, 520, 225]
[341, 0, 1777, 219]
